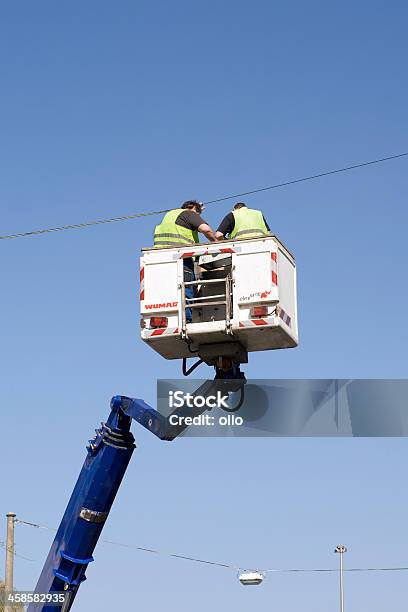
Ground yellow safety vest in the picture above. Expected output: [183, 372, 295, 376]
[153, 209, 199, 248]
[230, 208, 269, 240]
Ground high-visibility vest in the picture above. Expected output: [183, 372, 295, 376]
[230, 208, 269, 240]
[153, 209, 199, 248]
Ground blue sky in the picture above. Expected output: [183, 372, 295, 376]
[1, 1, 408, 610]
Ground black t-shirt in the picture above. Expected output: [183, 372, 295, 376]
[175, 210, 206, 231]
[217, 212, 270, 237]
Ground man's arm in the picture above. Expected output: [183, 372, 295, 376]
[215, 213, 234, 240]
[198, 223, 217, 242]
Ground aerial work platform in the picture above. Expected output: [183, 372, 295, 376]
[140, 236, 298, 362]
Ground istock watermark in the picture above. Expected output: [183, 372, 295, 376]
[168, 413, 243, 427]
[169, 390, 230, 409]
[157, 379, 408, 437]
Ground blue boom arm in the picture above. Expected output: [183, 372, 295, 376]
[27, 385, 220, 612]
[27, 397, 152, 612]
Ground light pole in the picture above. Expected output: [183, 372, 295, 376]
[334, 545, 347, 612]
[5, 512, 16, 612]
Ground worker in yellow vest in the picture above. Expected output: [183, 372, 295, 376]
[153, 200, 217, 322]
[153, 200, 216, 248]
[215, 202, 270, 240]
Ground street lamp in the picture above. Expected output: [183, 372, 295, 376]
[334, 545, 347, 612]
[238, 570, 264, 586]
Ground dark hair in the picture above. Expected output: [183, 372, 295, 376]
[233, 202, 247, 210]
[182, 200, 203, 213]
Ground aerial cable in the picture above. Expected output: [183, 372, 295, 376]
[203, 151, 408, 205]
[14, 518, 408, 574]
[0, 540, 34, 562]
[1, 151, 407, 241]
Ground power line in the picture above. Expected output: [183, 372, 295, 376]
[204, 151, 408, 205]
[101, 538, 232, 569]
[0, 209, 170, 241]
[0, 540, 34, 562]
[15, 518, 408, 575]
[264, 566, 408, 574]
[1, 151, 407, 241]
[16, 520, 233, 569]
[14, 520, 51, 531]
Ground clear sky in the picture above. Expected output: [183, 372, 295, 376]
[1, 1, 408, 611]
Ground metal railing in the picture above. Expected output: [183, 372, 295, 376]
[179, 275, 233, 337]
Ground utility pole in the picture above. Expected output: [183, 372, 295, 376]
[4, 512, 16, 612]
[334, 545, 347, 612]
